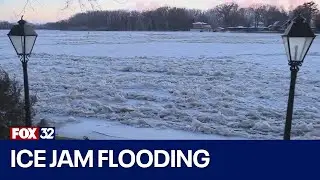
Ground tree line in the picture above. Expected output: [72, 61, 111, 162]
[1, 1, 320, 31]
[42, 3, 289, 31]
[0, 21, 13, 29]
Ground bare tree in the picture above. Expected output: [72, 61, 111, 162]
[293, 1, 319, 24]
[261, 5, 288, 26]
[315, 13, 320, 29]
[249, 4, 266, 28]
[214, 2, 241, 27]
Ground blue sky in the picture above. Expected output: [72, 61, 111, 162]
[0, 0, 315, 23]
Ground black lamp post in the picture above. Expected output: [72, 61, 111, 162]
[7, 17, 38, 126]
[282, 15, 316, 140]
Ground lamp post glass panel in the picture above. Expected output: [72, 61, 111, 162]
[282, 15, 316, 140]
[7, 18, 38, 126]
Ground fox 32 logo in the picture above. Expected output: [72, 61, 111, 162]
[10, 127, 56, 140]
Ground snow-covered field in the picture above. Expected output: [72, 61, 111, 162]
[0, 30, 320, 140]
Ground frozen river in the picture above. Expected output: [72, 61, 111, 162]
[0, 30, 320, 139]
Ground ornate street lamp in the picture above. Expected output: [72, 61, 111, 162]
[282, 15, 316, 140]
[7, 17, 38, 126]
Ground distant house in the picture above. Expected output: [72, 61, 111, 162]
[268, 20, 291, 31]
[225, 26, 269, 32]
[214, 27, 225, 32]
[256, 22, 265, 28]
[190, 22, 212, 32]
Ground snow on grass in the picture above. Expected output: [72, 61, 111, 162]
[0, 30, 320, 139]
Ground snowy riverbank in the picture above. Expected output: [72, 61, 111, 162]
[53, 116, 243, 140]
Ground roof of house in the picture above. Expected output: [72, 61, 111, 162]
[192, 22, 208, 25]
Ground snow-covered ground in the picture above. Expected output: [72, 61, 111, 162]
[55, 116, 242, 140]
[0, 30, 320, 140]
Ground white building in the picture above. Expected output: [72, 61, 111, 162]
[190, 22, 212, 32]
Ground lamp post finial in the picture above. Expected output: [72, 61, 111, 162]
[18, 16, 26, 25]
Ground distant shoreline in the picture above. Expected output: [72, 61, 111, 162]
[2, 28, 318, 34]
[0, 28, 284, 34]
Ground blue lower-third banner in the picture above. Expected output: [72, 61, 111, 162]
[0, 141, 319, 180]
